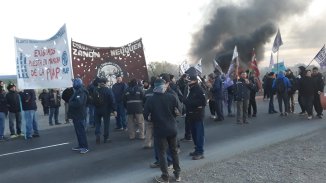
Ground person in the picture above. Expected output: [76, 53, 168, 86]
[262, 72, 269, 100]
[144, 78, 181, 183]
[123, 78, 145, 140]
[297, 66, 306, 115]
[206, 73, 216, 119]
[312, 67, 324, 118]
[142, 80, 150, 93]
[0, 81, 8, 141]
[86, 78, 99, 128]
[94, 77, 116, 144]
[48, 89, 62, 125]
[285, 69, 297, 113]
[184, 75, 206, 160]
[38, 89, 49, 116]
[248, 71, 258, 117]
[112, 75, 128, 131]
[69, 78, 89, 154]
[20, 89, 39, 139]
[212, 69, 224, 121]
[272, 71, 291, 116]
[62, 87, 74, 124]
[234, 71, 253, 124]
[6, 83, 23, 138]
[266, 72, 277, 114]
[298, 70, 315, 119]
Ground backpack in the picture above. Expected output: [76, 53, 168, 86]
[92, 88, 105, 107]
[276, 78, 286, 94]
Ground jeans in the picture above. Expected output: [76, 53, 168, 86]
[24, 110, 39, 137]
[287, 94, 295, 113]
[236, 100, 248, 122]
[0, 112, 5, 137]
[277, 93, 288, 113]
[73, 119, 88, 149]
[88, 105, 95, 126]
[95, 112, 110, 139]
[248, 97, 257, 115]
[190, 121, 205, 155]
[115, 102, 126, 129]
[49, 107, 59, 124]
[156, 135, 181, 181]
[227, 93, 233, 114]
[154, 136, 173, 164]
[268, 92, 276, 113]
[9, 112, 22, 135]
[215, 99, 224, 120]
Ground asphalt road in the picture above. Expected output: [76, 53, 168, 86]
[1, 97, 326, 183]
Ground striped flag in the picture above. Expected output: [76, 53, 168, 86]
[249, 48, 260, 77]
[213, 59, 223, 74]
[313, 45, 326, 68]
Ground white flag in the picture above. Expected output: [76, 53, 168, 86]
[314, 45, 326, 68]
[272, 29, 283, 53]
[226, 46, 239, 79]
[269, 53, 274, 69]
[213, 59, 223, 74]
[179, 60, 190, 75]
[194, 58, 202, 74]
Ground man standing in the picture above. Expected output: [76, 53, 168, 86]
[20, 89, 39, 139]
[273, 71, 291, 116]
[184, 75, 206, 160]
[69, 78, 89, 154]
[6, 83, 23, 138]
[285, 69, 297, 113]
[234, 72, 253, 124]
[48, 89, 62, 126]
[212, 69, 224, 121]
[0, 81, 8, 141]
[144, 78, 181, 183]
[62, 87, 74, 124]
[94, 78, 116, 144]
[124, 78, 144, 140]
[248, 71, 258, 118]
[299, 70, 315, 120]
[112, 75, 128, 131]
[38, 89, 49, 116]
[266, 72, 277, 114]
[312, 67, 324, 118]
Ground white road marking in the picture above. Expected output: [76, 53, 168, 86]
[0, 142, 70, 157]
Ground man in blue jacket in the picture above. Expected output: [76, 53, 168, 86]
[68, 78, 89, 154]
[272, 71, 291, 116]
[112, 75, 128, 131]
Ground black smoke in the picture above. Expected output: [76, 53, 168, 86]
[189, 0, 312, 72]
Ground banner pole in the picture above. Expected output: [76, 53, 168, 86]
[277, 51, 279, 73]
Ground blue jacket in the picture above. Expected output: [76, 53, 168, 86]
[68, 87, 88, 120]
[112, 82, 128, 103]
[212, 75, 223, 100]
[272, 72, 291, 93]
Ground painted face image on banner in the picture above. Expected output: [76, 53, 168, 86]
[97, 62, 124, 87]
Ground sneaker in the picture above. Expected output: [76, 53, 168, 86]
[49, 123, 54, 126]
[284, 112, 288, 116]
[180, 138, 192, 142]
[299, 112, 306, 115]
[55, 122, 62, 125]
[308, 116, 313, 120]
[280, 112, 284, 116]
[32, 134, 40, 138]
[154, 176, 169, 183]
[317, 114, 323, 119]
[72, 147, 81, 151]
[175, 176, 181, 182]
[96, 136, 100, 144]
[189, 151, 197, 156]
[192, 154, 204, 160]
[114, 127, 124, 131]
[80, 148, 89, 154]
[10, 134, 17, 139]
[150, 161, 160, 168]
[18, 133, 25, 137]
[210, 115, 216, 119]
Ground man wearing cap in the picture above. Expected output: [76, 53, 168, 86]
[0, 81, 8, 141]
[6, 83, 23, 138]
[184, 75, 206, 160]
[20, 89, 39, 139]
[69, 78, 89, 154]
[144, 78, 181, 183]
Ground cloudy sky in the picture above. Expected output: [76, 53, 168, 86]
[0, 0, 325, 75]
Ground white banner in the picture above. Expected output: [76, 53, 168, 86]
[15, 24, 72, 89]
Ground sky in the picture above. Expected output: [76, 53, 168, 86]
[0, 0, 325, 75]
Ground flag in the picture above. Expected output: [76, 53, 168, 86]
[213, 59, 223, 74]
[179, 60, 190, 75]
[272, 29, 283, 53]
[272, 61, 287, 73]
[313, 45, 326, 68]
[194, 58, 202, 74]
[249, 48, 260, 77]
[226, 46, 239, 79]
[269, 53, 274, 69]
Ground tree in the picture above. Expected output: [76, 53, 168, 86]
[147, 61, 180, 79]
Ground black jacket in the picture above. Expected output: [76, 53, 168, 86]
[233, 78, 253, 101]
[48, 91, 61, 108]
[312, 73, 324, 93]
[0, 90, 8, 114]
[20, 89, 37, 111]
[38, 92, 50, 107]
[299, 76, 315, 97]
[123, 86, 144, 114]
[68, 87, 88, 120]
[184, 83, 206, 122]
[94, 86, 116, 114]
[144, 92, 180, 138]
[62, 87, 74, 103]
[6, 90, 21, 113]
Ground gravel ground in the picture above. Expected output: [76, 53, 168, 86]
[181, 127, 326, 183]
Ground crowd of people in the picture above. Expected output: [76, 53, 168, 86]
[0, 65, 324, 183]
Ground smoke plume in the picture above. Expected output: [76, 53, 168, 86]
[189, 0, 312, 72]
